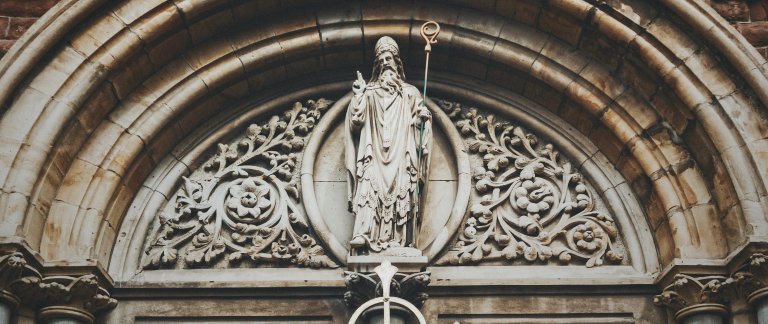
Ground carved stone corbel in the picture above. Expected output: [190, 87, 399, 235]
[0, 252, 41, 313]
[344, 269, 430, 309]
[654, 274, 730, 322]
[14, 274, 117, 324]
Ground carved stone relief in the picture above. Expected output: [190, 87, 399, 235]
[141, 94, 629, 270]
[142, 99, 338, 269]
[434, 100, 626, 267]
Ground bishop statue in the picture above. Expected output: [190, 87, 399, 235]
[345, 36, 432, 253]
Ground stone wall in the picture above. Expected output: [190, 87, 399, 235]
[0, 0, 59, 59]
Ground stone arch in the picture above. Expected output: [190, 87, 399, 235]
[0, 0, 765, 310]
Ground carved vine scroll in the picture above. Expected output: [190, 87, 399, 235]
[435, 100, 625, 267]
[143, 99, 338, 269]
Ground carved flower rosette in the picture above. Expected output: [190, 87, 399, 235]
[143, 99, 338, 269]
[436, 100, 625, 267]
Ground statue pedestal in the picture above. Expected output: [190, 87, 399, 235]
[347, 247, 427, 272]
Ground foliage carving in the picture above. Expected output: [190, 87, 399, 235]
[435, 100, 625, 267]
[143, 99, 338, 269]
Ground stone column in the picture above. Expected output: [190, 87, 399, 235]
[344, 262, 430, 324]
[730, 253, 768, 324]
[654, 274, 729, 324]
[0, 252, 41, 324]
[14, 274, 117, 324]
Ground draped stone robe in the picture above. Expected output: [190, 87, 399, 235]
[345, 83, 432, 252]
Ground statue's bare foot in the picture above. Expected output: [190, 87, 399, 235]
[350, 236, 366, 247]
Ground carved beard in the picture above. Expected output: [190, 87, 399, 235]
[378, 68, 402, 94]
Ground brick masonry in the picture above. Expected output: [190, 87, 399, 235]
[708, 0, 768, 58]
[0, 0, 60, 59]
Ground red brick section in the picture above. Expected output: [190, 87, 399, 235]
[0, 0, 60, 59]
[708, 0, 768, 59]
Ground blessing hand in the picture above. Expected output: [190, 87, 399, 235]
[353, 70, 366, 95]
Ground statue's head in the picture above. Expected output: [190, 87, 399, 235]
[371, 36, 406, 84]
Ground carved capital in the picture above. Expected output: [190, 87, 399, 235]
[343, 268, 430, 309]
[728, 253, 768, 305]
[654, 274, 730, 321]
[15, 274, 116, 324]
[0, 251, 41, 309]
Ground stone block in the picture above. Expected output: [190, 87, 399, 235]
[77, 83, 116, 133]
[489, 40, 536, 74]
[82, 167, 122, 214]
[6, 143, 50, 196]
[103, 132, 145, 176]
[579, 29, 623, 72]
[485, 62, 527, 94]
[720, 92, 768, 139]
[110, 51, 156, 100]
[496, 0, 541, 26]
[54, 158, 98, 206]
[197, 57, 246, 91]
[187, 9, 235, 45]
[0, 191, 28, 236]
[498, 21, 548, 53]
[600, 107, 641, 145]
[78, 120, 124, 166]
[654, 217, 676, 264]
[677, 167, 713, 206]
[614, 89, 659, 131]
[317, 3, 361, 25]
[616, 53, 660, 100]
[529, 56, 574, 92]
[646, 18, 700, 60]
[649, 88, 692, 135]
[523, 78, 563, 113]
[538, 8, 582, 46]
[456, 7, 504, 37]
[0, 136, 22, 185]
[29, 45, 85, 97]
[540, 37, 589, 73]
[112, 0, 165, 25]
[557, 99, 593, 136]
[685, 52, 737, 98]
[230, 0, 280, 24]
[589, 125, 624, 165]
[147, 29, 192, 68]
[131, 4, 183, 45]
[648, 128, 689, 166]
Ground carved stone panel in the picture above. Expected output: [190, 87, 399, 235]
[142, 99, 339, 269]
[434, 100, 626, 267]
[141, 95, 629, 270]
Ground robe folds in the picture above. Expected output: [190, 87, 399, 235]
[345, 83, 432, 252]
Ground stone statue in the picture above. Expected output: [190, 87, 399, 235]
[345, 36, 432, 254]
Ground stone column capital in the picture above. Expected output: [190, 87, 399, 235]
[0, 251, 42, 310]
[728, 253, 768, 306]
[14, 273, 117, 324]
[654, 273, 730, 321]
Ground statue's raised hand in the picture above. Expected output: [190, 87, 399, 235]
[353, 70, 366, 96]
